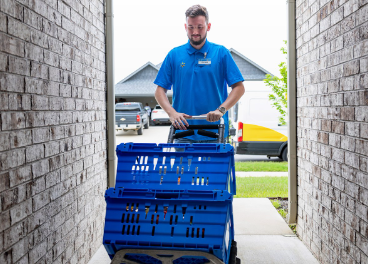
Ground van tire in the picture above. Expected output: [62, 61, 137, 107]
[281, 146, 288, 161]
[137, 127, 143, 135]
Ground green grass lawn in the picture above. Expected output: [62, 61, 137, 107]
[235, 176, 288, 198]
[235, 161, 288, 172]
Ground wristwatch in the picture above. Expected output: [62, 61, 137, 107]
[217, 106, 226, 115]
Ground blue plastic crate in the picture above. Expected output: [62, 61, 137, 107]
[103, 188, 234, 264]
[115, 143, 236, 195]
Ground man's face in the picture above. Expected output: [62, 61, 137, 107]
[185, 16, 211, 46]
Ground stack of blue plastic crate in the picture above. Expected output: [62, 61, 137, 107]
[103, 142, 236, 263]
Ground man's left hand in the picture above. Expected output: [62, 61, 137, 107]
[206, 110, 223, 122]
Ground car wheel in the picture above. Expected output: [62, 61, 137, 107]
[137, 126, 143, 135]
[281, 146, 288, 161]
[144, 121, 149, 129]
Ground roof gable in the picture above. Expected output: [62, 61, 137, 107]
[117, 62, 159, 84]
[229, 48, 272, 80]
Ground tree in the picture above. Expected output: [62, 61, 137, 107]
[264, 40, 287, 125]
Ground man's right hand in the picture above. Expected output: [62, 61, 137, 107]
[169, 112, 191, 130]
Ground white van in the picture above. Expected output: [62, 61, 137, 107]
[231, 82, 288, 161]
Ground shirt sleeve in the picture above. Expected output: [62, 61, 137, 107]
[154, 51, 173, 90]
[223, 48, 245, 87]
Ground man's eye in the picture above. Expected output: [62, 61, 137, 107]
[198, 27, 203, 30]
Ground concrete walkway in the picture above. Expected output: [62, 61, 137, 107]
[88, 198, 319, 264]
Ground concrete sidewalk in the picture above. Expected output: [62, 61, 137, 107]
[89, 198, 319, 264]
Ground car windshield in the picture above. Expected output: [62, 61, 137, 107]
[116, 103, 140, 111]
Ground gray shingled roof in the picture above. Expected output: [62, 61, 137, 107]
[115, 49, 271, 97]
[229, 48, 272, 80]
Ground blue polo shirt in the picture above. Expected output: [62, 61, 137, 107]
[154, 39, 244, 141]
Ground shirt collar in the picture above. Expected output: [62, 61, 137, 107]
[186, 39, 210, 55]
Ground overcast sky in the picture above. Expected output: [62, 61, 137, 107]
[113, 0, 288, 85]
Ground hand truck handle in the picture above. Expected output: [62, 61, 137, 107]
[167, 116, 225, 144]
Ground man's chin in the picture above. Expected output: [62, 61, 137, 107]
[189, 37, 206, 46]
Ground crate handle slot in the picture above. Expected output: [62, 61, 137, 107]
[131, 214, 135, 223]
[192, 177, 194, 185]
[197, 228, 200, 238]
[190, 216, 193, 225]
[180, 157, 183, 165]
[195, 167, 198, 174]
[164, 206, 168, 219]
[122, 225, 125, 235]
[151, 215, 154, 224]
[181, 166, 184, 175]
[170, 215, 173, 225]
[145, 206, 150, 219]
[171, 227, 174, 237]
[132, 225, 135, 235]
[156, 215, 159, 224]
[163, 166, 167, 175]
[131, 204, 134, 212]
[126, 203, 129, 211]
[174, 205, 177, 214]
[127, 225, 130, 235]
[153, 157, 158, 170]
[136, 214, 140, 223]
[135, 203, 139, 212]
[152, 226, 155, 236]
[176, 166, 179, 174]
[177, 176, 181, 185]
[155, 204, 158, 213]
[171, 157, 175, 169]
[196, 177, 200, 185]
[137, 226, 140, 235]
[175, 215, 178, 225]
[206, 177, 209, 185]
[199, 205, 201, 210]
[202, 228, 205, 238]
[145, 156, 148, 164]
[121, 213, 125, 223]
[191, 228, 195, 237]
[162, 156, 166, 165]
[126, 214, 130, 223]
[186, 228, 189, 237]
[188, 158, 192, 171]
[182, 207, 187, 219]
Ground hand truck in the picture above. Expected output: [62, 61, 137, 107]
[104, 116, 240, 264]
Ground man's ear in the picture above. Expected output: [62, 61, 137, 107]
[184, 23, 187, 31]
[207, 23, 211, 31]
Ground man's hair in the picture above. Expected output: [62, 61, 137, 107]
[185, 5, 209, 23]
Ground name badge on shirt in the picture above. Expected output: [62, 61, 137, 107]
[198, 58, 211, 65]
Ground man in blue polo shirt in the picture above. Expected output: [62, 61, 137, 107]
[154, 4, 245, 142]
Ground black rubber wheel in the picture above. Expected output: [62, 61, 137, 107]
[144, 121, 149, 129]
[229, 240, 238, 264]
[137, 127, 143, 135]
[281, 146, 288, 161]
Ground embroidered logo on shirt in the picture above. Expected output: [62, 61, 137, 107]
[180, 62, 185, 68]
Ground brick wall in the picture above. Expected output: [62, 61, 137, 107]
[0, 0, 107, 263]
[296, 0, 368, 263]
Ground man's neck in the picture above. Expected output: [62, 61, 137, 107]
[190, 40, 206, 50]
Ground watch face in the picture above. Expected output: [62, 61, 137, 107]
[218, 107, 226, 114]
